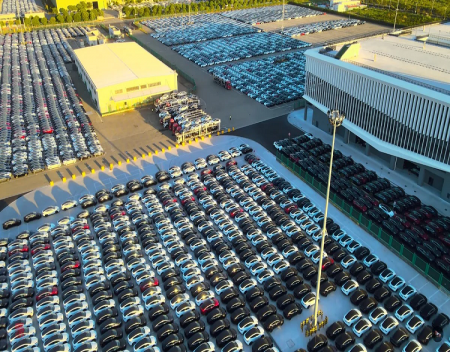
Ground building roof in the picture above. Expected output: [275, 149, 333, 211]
[74, 42, 175, 89]
[331, 23, 450, 93]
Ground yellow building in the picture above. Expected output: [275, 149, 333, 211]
[74, 42, 178, 115]
[51, 0, 107, 11]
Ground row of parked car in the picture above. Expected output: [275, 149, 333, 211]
[1, 0, 38, 16]
[173, 32, 307, 67]
[281, 19, 365, 38]
[275, 134, 450, 278]
[143, 14, 225, 32]
[208, 51, 308, 107]
[151, 18, 260, 47]
[0, 30, 103, 182]
[221, 5, 324, 25]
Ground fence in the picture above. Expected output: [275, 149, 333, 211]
[276, 150, 450, 293]
[129, 34, 197, 93]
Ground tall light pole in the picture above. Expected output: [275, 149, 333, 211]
[281, 0, 285, 33]
[393, 0, 400, 31]
[313, 109, 345, 328]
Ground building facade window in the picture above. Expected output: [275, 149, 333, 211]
[148, 82, 161, 87]
[141, 85, 147, 89]
[115, 89, 123, 94]
[126, 86, 139, 92]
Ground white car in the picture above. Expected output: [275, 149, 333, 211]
[218, 151, 232, 161]
[399, 285, 417, 301]
[120, 297, 141, 313]
[122, 305, 144, 322]
[341, 255, 357, 269]
[343, 309, 362, 326]
[379, 316, 399, 335]
[243, 326, 264, 346]
[388, 276, 406, 292]
[237, 316, 259, 334]
[395, 304, 413, 322]
[301, 292, 317, 309]
[175, 301, 196, 317]
[42, 206, 60, 217]
[379, 204, 394, 217]
[61, 200, 77, 210]
[363, 254, 379, 268]
[352, 318, 372, 337]
[127, 326, 151, 346]
[195, 158, 207, 169]
[145, 295, 165, 310]
[311, 251, 327, 264]
[379, 268, 396, 283]
[229, 147, 241, 157]
[369, 307, 388, 324]
[341, 280, 359, 296]
[169, 166, 182, 178]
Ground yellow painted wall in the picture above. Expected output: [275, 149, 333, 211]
[52, 0, 107, 11]
[97, 74, 178, 114]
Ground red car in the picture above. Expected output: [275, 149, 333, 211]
[352, 199, 367, 213]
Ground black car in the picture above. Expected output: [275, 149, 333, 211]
[335, 271, 351, 286]
[374, 287, 391, 303]
[307, 334, 328, 352]
[375, 341, 395, 352]
[335, 331, 355, 351]
[187, 331, 209, 351]
[390, 327, 409, 348]
[23, 212, 41, 223]
[3, 218, 21, 229]
[252, 336, 273, 352]
[419, 302, 438, 321]
[216, 328, 237, 348]
[326, 321, 346, 340]
[350, 289, 368, 305]
[432, 313, 450, 330]
[356, 270, 373, 285]
[283, 302, 302, 320]
[410, 293, 427, 311]
[417, 325, 433, 345]
[263, 313, 284, 332]
[209, 319, 229, 338]
[162, 333, 184, 352]
[371, 261, 387, 276]
[366, 279, 382, 294]
[384, 295, 402, 312]
[359, 298, 378, 314]
[363, 329, 383, 349]
[320, 281, 337, 297]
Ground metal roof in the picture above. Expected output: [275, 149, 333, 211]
[74, 42, 175, 89]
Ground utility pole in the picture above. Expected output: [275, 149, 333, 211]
[415, 1, 417, 13]
[281, 0, 285, 33]
[431, 0, 435, 16]
[393, 0, 400, 32]
[189, 0, 191, 24]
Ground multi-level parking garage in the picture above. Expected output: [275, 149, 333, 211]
[1, 137, 449, 352]
[275, 131, 450, 279]
[208, 52, 307, 107]
[0, 28, 103, 182]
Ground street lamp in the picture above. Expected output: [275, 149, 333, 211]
[313, 109, 345, 328]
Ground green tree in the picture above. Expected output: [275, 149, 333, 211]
[138, 7, 144, 16]
[87, 2, 93, 9]
[24, 17, 31, 26]
[15, 19, 21, 25]
[89, 11, 96, 20]
[60, 8, 68, 15]
[124, 6, 132, 16]
[68, 5, 77, 12]
[57, 14, 64, 22]
[31, 16, 40, 26]
[82, 11, 90, 21]
[98, 9, 104, 16]
[49, 16, 56, 24]
[40, 17, 47, 25]
[66, 14, 73, 22]
[143, 7, 150, 16]
[73, 12, 81, 22]
[0, 21, 4, 27]
[51, 7, 58, 14]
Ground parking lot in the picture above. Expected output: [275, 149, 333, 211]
[1, 135, 449, 352]
[0, 29, 103, 184]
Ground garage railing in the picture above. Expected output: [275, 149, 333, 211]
[276, 150, 450, 295]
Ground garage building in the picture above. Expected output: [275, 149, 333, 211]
[74, 42, 178, 115]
